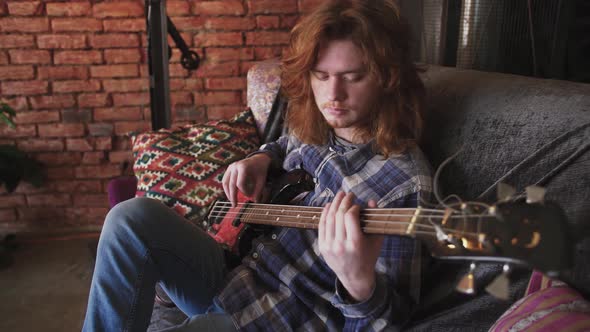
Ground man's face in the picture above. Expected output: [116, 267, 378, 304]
[310, 39, 380, 143]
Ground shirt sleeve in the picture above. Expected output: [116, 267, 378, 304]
[248, 135, 303, 172]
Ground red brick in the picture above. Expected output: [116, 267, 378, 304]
[82, 151, 107, 164]
[17, 139, 64, 152]
[245, 31, 290, 45]
[15, 110, 60, 124]
[0, 18, 49, 32]
[50, 180, 102, 193]
[0, 195, 26, 208]
[170, 78, 203, 91]
[204, 17, 256, 31]
[47, 168, 77, 183]
[65, 138, 93, 152]
[254, 46, 284, 60]
[205, 77, 246, 90]
[172, 17, 205, 32]
[73, 193, 109, 206]
[109, 150, 132, 163]
[90, 64, 138, 78]
[7, 1, 42, 16]
[299, 0, 325, 13]
[114, 121, 150, 135]
[102, 78, 149, 92]
[194, 61, 239, 77]
[52, 18, 103, 32]
[8, 50, 50, 64]
[54, 50, 102, 65]
[37, 34, 86, 49]
[64, 207, 109, 224]
[89, 34, 140, 48]
[39, 123, 85, 138]
[0, 51, 8, 65]
[75, 165, 121, 179]
[195, 91, 241, 105]
[240, 61, 260, 75]
[248, 0, 297, 14]
[104, 48, 142, 64]
[36, 152, 83, 166]
[170, 91, 193, 106]
[280, 15, 300, 29]
[37, 66, 88, 80]
[78, 93, 110, 108]
[0, 209, 16, 223]
[168, 63, 190, 78]
[46, 2, 91, 16]
[103, 19, 145, 32]
[30, 95, 75, 109]
[0, 35, 35, 48]
[193, 1, 244, 15]
[194, 32, 242, 47]
[0, 65, 34, 80]
[1, 80, 48, 96]
[256, 16, 280, 29]
[0, 124, 36, 138]
[94, 137, 111, 151]
[62, 109, 92, 123]
[53, 80, 101, 93]
[88, 123, 114, 137]
[167, 1, 190, 16]
[94, 107, 142, 121]
[207, 105, 243, 120]
[27, 193, 71, 207]
[2, 96, 28, 111]
[93, 2, 144, 18]
[206, 48, 254, 61]
[112, 92, 149, 106]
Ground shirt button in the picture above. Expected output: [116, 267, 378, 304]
[252, 252, 259, 259]
[271, 234, 277, 240]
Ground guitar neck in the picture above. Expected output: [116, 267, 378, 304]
[220, 202, 433, 237]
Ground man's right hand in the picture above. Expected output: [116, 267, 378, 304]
[222, 153, 272, 207]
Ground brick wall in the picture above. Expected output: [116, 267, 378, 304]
[0, 0, 322, 233]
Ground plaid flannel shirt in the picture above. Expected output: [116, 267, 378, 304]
[215, 134, 433, 331]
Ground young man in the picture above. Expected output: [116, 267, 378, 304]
[82, 0, 432, 331]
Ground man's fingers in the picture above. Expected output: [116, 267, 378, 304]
[228, 170, 238, 207]
[335, 192, 354, 241]
[344, 204, 362, 243]
[318, 203, 330, 244]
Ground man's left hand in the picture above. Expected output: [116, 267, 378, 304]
[318, 191, 384, 303]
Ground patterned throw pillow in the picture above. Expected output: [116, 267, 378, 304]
[132, 108, 260, 223]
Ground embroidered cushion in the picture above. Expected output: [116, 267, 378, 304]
[132, 108, 260, 223]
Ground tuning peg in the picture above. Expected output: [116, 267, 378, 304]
[456, 262, 476, 294]
[526, 185, 546, 204]
[497, 183, 516, 201]
[486, 264, 511, 300]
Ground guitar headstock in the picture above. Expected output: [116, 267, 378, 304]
[423, 200, 572, 276]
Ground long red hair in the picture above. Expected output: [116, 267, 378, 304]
[281, 0, 426, 156]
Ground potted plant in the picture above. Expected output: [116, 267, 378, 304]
[0, 102, 45, 192]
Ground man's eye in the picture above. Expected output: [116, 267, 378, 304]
[343, 74, 363, 82]
[312, 71, 329, 81]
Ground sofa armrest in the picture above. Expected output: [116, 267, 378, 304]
[106, 176, 137, 208]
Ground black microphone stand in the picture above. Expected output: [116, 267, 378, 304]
[145, 0, 200, 130]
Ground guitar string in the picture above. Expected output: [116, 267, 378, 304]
[212, 201, 456, 214]
[207, 207, 485, 237]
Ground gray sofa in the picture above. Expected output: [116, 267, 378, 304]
[144, 64, 590, 330]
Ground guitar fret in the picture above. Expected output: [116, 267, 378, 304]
[406, 207, 421, 235]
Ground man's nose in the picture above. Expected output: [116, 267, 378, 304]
[327, 77, 346, 101]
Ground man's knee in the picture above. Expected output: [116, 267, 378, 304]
[103, 197, 166, 236]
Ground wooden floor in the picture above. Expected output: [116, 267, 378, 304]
[0, 234, 98, 332]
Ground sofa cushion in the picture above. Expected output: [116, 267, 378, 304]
[131, 108, 260, 222]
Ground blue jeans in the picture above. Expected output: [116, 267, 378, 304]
[82, 197, 236, 332]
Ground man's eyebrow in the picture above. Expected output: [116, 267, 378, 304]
[311, 68, 366, 74]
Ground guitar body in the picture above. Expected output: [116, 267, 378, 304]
[204, 169, 314, 256]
